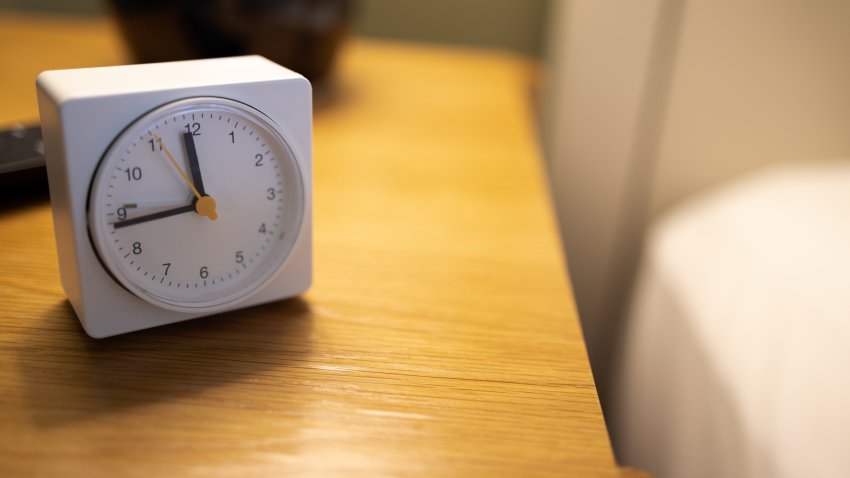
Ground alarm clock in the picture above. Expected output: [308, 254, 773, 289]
[36, 56, 312, 338]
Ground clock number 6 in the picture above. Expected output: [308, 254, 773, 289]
[200, 266, 209, 279]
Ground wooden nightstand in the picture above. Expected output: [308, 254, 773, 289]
[0, 13, 619, 477]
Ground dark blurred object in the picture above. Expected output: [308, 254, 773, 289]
[108, 0, 354, 84]
[0, 123, 48, 199]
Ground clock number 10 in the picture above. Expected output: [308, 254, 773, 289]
[125, 167, 142, 182]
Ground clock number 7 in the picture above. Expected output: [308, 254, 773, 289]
[162, 263, 171, 276]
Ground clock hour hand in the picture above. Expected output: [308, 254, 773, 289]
[112, 204, 195, 229]
[183, 132, 206, 196]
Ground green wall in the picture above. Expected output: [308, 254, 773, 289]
[0, 0, 548, 57]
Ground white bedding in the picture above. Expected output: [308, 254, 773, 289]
[612, 161, 850, 478]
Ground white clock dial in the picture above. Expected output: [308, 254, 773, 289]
[87, 97, 305, 312]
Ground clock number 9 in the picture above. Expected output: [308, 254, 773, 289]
[117, 207, 127, 221]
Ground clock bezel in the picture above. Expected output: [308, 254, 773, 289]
[86, 96, 306, 313]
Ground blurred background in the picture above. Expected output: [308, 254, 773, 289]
[3, 1, 850, 477]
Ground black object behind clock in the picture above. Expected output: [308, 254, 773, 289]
[0, 123, 47, 198]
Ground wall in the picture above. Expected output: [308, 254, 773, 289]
[0, 0, 548, 57]
[542, 0, 850, 413]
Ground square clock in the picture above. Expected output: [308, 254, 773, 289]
[36, 56, 312, 338]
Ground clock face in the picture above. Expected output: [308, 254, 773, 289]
[87, 97, 305, 312]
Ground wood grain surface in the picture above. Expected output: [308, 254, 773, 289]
[0, 14, 618, 477]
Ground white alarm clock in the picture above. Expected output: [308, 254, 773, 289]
[37, 56, 312, 338]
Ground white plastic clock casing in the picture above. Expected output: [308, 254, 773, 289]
[36, 56, 312, 338]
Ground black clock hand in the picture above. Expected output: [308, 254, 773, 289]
[112, 204, 195, 229]
[183, 132, 206, 196]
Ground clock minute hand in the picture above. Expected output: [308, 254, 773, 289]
[154, 135, 218, 221]
[113, 204, 195, 229]
[183, 132, 206, 196]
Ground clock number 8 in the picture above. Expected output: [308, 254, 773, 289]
[132, 242, 142, 255]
